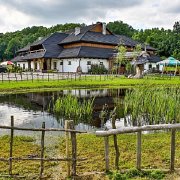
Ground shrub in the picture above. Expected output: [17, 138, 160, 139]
[88, 64, 108, 74]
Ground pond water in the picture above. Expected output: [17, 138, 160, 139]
[0, 89, 128, 135]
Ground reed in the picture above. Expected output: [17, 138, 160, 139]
[50, 94, 94, 123]
[124, 85, 180, 125]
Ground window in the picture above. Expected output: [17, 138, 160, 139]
[156, 64, 159, 70]
[149, 64, 152, 69]
[53, 61, 57, 70]
[23, 64, 25, 69]
[18, 64, 20, 67]
[87, 61, 91, 65]
[60, 61, 63, 65]
[68, 61, 71, 65]
[34, 62, 37, 70]
[100, 62, 103, 65]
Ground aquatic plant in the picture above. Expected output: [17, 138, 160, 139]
[50, 94, 94, 122]
[124, 85, 180, 125]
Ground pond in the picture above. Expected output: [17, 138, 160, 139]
[0, 88, 128, 135]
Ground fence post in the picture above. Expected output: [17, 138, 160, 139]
[65, 120, 72, 177]
[136, 131, 142, 170]
[20, 72, 22, 81]
[40, 122, 45, 178]
[104, 136, 109, 172]
[70, 120, 77, 177]
[1, 73, 3, 83]
[15, 73, 17, 82]
[9, 116, 14, 176]
[170, 129, 176, 172]
[31, 72, 33, 82]
[112, 114, 120, 170]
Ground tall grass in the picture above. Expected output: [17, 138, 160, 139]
[124, 86, 180, 125]
[50, 94, 94, 123]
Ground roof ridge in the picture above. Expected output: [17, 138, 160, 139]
[79, 23, 99, 40]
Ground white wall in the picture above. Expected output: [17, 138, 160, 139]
[60, 58, 109, 73]
[144, 62, 162, 72]
[17, 58, 110, 73]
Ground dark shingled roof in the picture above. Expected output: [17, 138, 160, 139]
[11, 55, 25, 62]
[18, 32, 68, 60]
[131, 54, 161, 65]
[147, 55, 162, 63]
[23, 51, 45, 60]
[14, 22, 156, 62]
[58, 46, 114, 59]
[43, 32, 68, 58]
[59, 22, 155, 50]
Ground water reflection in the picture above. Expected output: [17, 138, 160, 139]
[0, 88, 126, 134]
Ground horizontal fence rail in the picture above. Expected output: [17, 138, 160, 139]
[0, 72, 120, 82]
[96, 124, 180, 136]
[96, 123, 180, 172]
[0, 116, 86, 179]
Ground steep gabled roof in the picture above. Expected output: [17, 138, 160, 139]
[60, 22, 113, 45]
[18, 32, 68, 60]
[43, 32, 68, 58]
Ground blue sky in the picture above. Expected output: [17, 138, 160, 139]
[0, 0, 179, 32]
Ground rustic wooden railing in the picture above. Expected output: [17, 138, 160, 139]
[0, 72, 117, 82]
[96, 123, 180, 172]
[0, 116, 86, 179]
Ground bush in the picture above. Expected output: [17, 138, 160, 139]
[88, 64, 108, 74]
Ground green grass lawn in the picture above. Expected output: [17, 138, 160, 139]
[58, 132, 180, 179]
[0, 76, 179, 94]
[0, 132, 180, 179]
[0, 135, 56, 179]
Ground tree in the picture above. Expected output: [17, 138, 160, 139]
[5, 37, 21, 59]
[107, 20, 136, 37]
[115, 45, 127, 75]
[173, 21, 180, 33]
[133, 44, 142, 60]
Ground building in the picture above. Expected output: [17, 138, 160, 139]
[12, 22, 160, 73]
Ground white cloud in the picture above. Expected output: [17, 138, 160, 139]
[0, 0, 179, 33]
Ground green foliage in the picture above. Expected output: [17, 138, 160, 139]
[107, 20, 136, 37]
[88, 64, 108, 74]
[107, 169, 165, 180]
[133, 25, 180, 59]
[124, 86, 180, 125]
[50, 94, 94, 122]
[0, 23, 82, 60]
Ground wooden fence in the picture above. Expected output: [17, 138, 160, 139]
[96, 123, 180, 172]
[0, 116, 86, 179]
[0, 72, 117, 82]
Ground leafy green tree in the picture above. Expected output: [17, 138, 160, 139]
[5, 37, 21, 59]
[115, 45, 127, 74]
[107, 20, 136, 37]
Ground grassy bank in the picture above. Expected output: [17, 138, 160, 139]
[58, 132, 180, 179]
[0, 132, 180, 179]
[0, 135, 56, 179]
[0, 76, 179, 94]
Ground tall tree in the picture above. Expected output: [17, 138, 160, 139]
[107, 20, 136, 37]
[115, 45, 127, 75]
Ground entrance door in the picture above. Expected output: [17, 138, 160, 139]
[43, 61, 47, 71]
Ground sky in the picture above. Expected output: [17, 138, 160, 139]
[0, 0, 179, 33]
